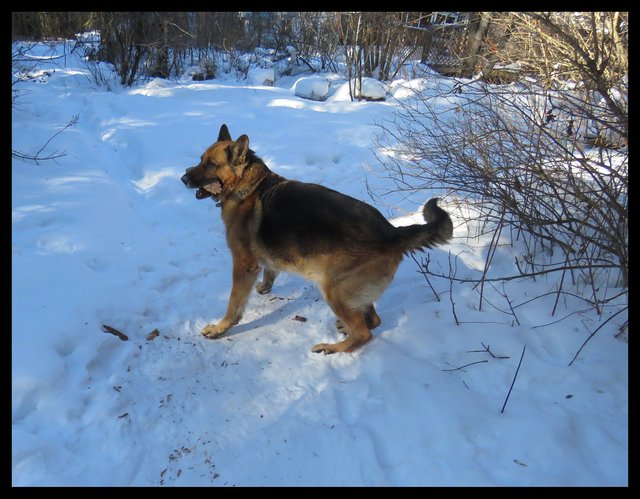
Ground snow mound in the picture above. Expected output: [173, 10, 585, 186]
[248, 68, 275, 86]
[389, 79, 429, 100]
[359, 78, 387, 101]
[294, 76, 330, 101]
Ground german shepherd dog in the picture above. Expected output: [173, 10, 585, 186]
[181, 124, 453, 354]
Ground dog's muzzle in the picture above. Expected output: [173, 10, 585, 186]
[181, 169, 223, 201]
[181, 172, 193, 187]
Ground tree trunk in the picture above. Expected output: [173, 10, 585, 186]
[420, 28, 433, 64]
[463, 12, 489, 77]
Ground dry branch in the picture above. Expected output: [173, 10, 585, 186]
[102, 324, 129, 342]
[568, 307, 627, 366]
[501, 345, 526, 414]
[467, 342, 510, 359]
[442, 359, 488, 372]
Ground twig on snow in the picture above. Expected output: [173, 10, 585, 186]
[441, 359, 488, 372]
[568, 307, 627, 366]
[467, 342, 510, 359]
[12, 114, 79, 165]
[102, 324, 129, 341]
[501, 345, 526, 414]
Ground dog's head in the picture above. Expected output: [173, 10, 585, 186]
[181, 124, 251, 202]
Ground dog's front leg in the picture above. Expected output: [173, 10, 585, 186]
[202, 257, 260, 339]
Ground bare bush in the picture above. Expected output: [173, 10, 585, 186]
[12, 115, 79, 164]
[376, 12, 627, 321]
[12, 42, 79, 163]
[338, 12, 423, 100]
[275, 13, 341, 73]
[81, 13, 247, 86]
[488, 12, 628, 145]
[12, 12, 90, 41]
[87, 12, 150, 86]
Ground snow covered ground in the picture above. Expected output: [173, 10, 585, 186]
[12, 42, 627, 486]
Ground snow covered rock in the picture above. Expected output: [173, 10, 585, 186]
[248, 68, 275, 86]
[359, 78, 387, 101]
[294, 76, 330, 101]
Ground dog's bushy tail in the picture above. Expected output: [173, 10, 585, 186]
[394, 198, 453, 254]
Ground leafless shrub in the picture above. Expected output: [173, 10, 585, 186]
[87, 12, 150, 87]
[487, 12, 628, 146]
[12, 12, 91, 41]
[337, 12, 424, 100]
[271, 13, 341, 73]
[12, 115, 79, 165]
[12, 42, 79, 163]
[81, 13, 247, 86]
[375, 12, 627, 325]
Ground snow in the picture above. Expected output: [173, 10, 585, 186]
[248, 68, 275, 86]
[294, 76, 330, 101]
[359, 77, 387, 100]
[12, 41, 628, 486]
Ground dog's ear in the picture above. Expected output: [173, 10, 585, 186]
[217, 124, 232, 142]
[231, 134, 249, 165]
[229, 135, 249, 177]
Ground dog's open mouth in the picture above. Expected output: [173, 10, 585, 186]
[195, 179, 222, 200]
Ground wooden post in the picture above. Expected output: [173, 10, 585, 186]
[463, 12, 489, 77]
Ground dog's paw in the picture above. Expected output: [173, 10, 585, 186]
[202, 323, 228, 339]
[255, 281, 272, 295]
[311, 343, 338, 355]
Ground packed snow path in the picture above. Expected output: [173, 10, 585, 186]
[12, 45, 627, 486]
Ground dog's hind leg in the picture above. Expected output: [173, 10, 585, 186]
[313, 306, 372, 354]
[202, 255, 260, 339]
[313, 253, 400, 353]
[313, 288, 373, 354]
[255, 266, 278, 294]
[336, 304, 380, 334]
[365, 304, 382, 329]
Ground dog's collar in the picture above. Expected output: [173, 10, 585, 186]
[220, 166, 270, 206]
[257, 173, 287, 202]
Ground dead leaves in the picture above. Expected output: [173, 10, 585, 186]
[102, 324, 128, 341]
[146, 328, 160, 341]
[101, 325, 162, 342]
